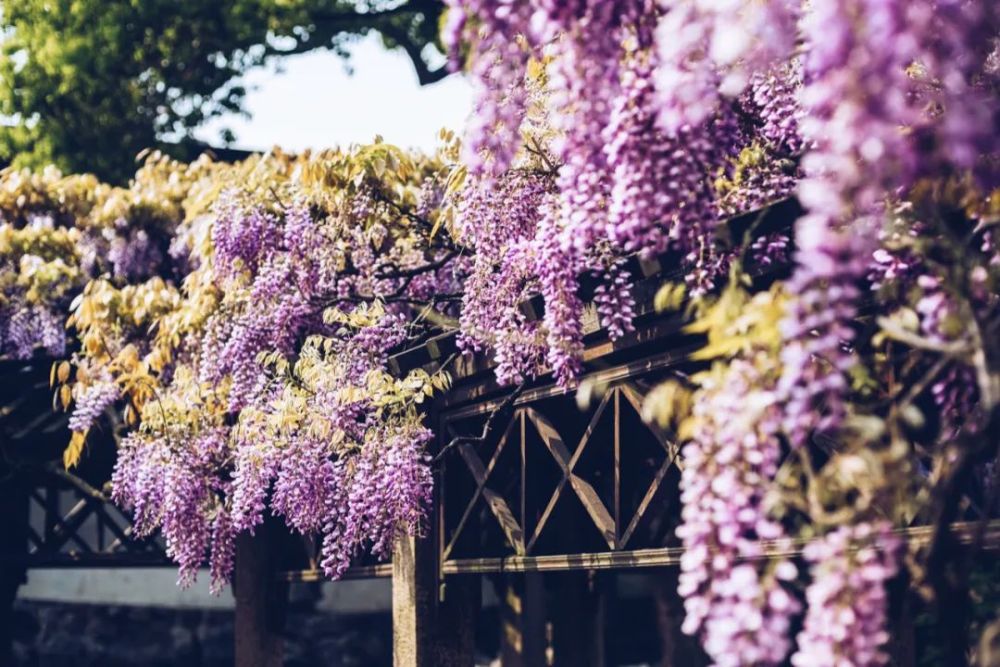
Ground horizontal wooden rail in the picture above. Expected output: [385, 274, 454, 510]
[442, 341, 702, 421]
[439, 520, 1000, 576]
[2, 553, 173, 568]
[275, 562, 393, 582]
[271, 521, 1000, 581]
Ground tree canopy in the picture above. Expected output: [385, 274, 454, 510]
[0, 0, 446, 182]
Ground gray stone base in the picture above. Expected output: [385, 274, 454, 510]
[10, 600, 392, 667]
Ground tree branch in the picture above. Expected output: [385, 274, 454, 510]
[267, 0, 451, 87]
[374, 250, 459, 280]
[375, 23, 450, 86]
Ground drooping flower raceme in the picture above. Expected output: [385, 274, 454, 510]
[777, 214, 872, 448]
[653, 0, 798, 132]
[606, 45, 718, 260]
[72, 147, 461, 590]
[455, 171, 550, 385]
[67, 381, 120, 434]
[792, 521, 903, 667]
[780, 0, 940, 448]
[448, 1, 805, 388]
[678, 358, 800, 666]
[442, 0, 536, 176]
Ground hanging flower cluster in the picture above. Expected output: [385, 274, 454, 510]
[445, 1, 805, 388]
[793, 521, 903, 667]
[58, 144, 463, 590]
[447, 1, 999, 664]
[677, 348, 801, 665]
[0, 1, 995, 658]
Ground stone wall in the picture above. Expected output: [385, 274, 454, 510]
[10, 599, 393, 667]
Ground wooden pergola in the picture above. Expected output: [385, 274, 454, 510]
[3, 197, 998, 666]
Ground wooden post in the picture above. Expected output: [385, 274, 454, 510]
[0, 477, 28, 665]
[550, 571, 605, 667]
[392, 533, 478, 666]
[393, 535, 430, 665]
[653, 570, 707, 666]
[888, 579, 916, 667]
[234, 524, 288, 667]
[499, 572, 547, 667]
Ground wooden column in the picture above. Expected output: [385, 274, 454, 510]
[499, 572, 547, 667]
[234, 524, 288, 667]
[888, 580, 916, 667]
[393, 534, 478, 666]
[550, 571, 605, 667]
[653, 570, 707, 666]
[0, 477, 28, 665]
[393, 535, 431, 665]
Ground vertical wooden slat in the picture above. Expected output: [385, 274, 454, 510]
[96, 507, 106, 551]
[44, 482, 58, 543]
[520, 409, 527, 554]
[613, 388, 621, 545]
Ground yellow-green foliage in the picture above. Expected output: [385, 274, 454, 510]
[0, 166, 102, 227]
[59, 141, 455, 466]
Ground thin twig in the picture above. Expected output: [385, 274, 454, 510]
[373, 251, 459, 280]
[46, 463, 109, 502]
[876, 317, 970, 357]
[433, 381, 528, 465]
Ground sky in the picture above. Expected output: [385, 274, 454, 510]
[194, 34, 474, 154]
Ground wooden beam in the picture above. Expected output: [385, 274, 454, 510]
[441, 343, 701, 420]
[276, 562, 392, 582]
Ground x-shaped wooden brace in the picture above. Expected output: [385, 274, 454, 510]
[27, 486, 145, 556]
[444, 383, 683, 559]
[526, 393, 618, 552]
[443, 415, 526, 559]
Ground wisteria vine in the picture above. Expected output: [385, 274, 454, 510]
[1, 1, 998, 662]
[448, 1, 999, 664]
